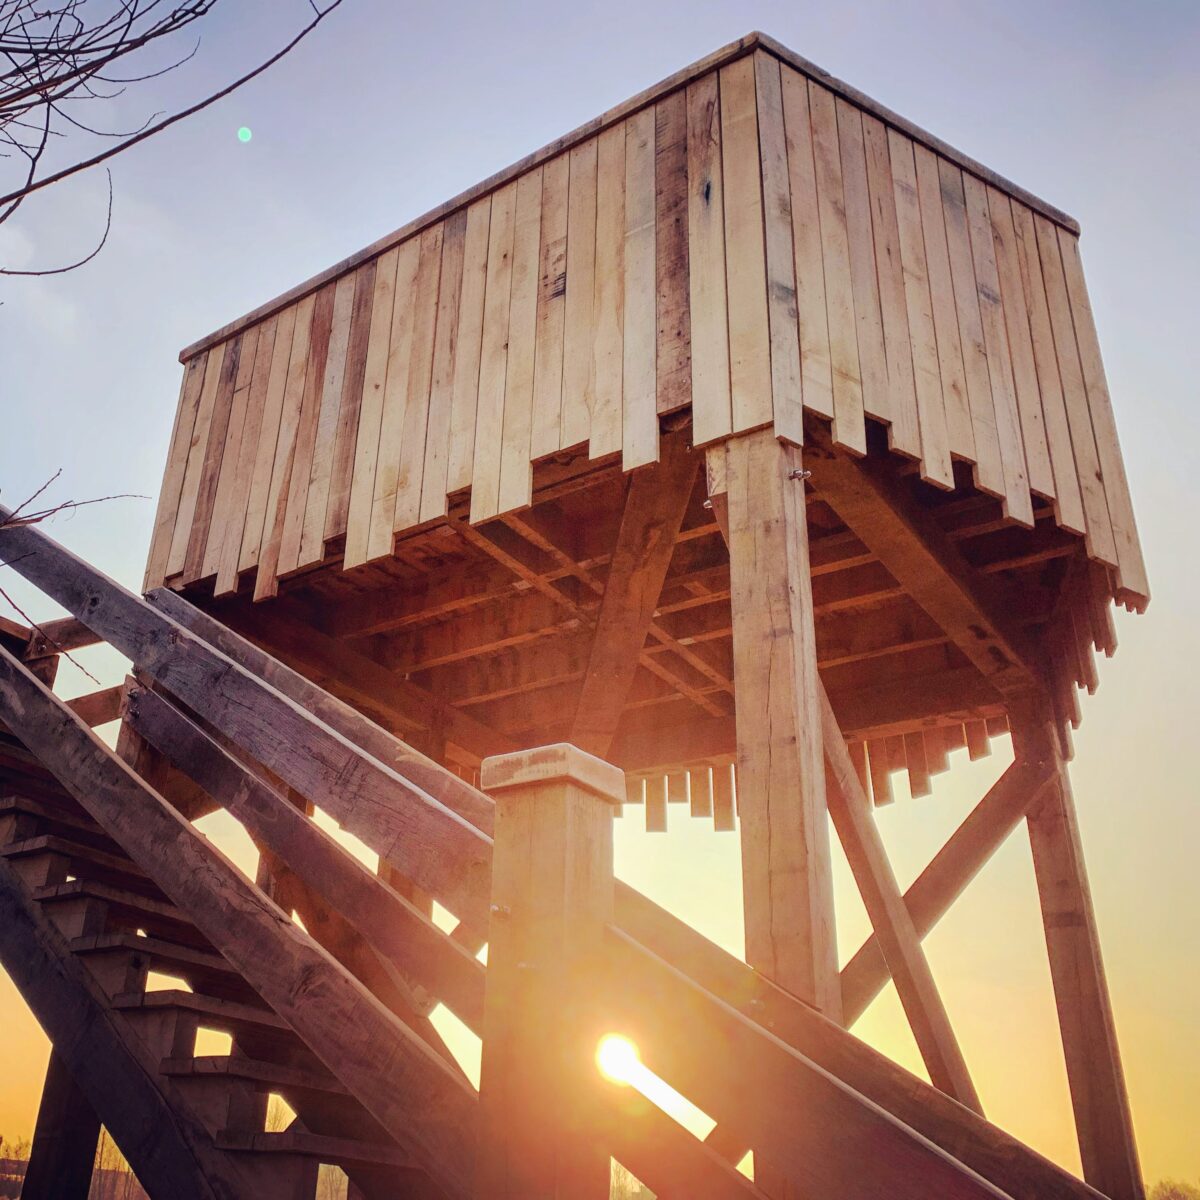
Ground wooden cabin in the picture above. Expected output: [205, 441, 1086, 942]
[0, 30, 1148, 1200]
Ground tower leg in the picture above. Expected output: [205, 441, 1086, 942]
[1014, 710, 1144, 1200]
[724, 429, 840, 1019]
[21, 1049, 100, 1200]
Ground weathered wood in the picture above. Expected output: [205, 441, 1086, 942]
[840, 756, 1056, 1023]
[723, 430, 840, 1016]
[125, 684, 486, 1034]
[1015, 708, 1145, 1200]
[0, 645, 479, 1198]
[23, 617, 102, 660]
[477, 745, 622, 1198]
[570, 430, 697, 755]
[821, 688, 981, 1112]
[20, 1050, 100, 1200]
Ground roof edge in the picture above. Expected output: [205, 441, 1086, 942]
[179, 30, 1081, 363]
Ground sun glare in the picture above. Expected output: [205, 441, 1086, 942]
[596, 1034, 640, 1085]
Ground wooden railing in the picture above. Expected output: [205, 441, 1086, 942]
[0, 506, 1103, 1200]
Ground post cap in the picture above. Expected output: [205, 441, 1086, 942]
[480, 743, 626, 806]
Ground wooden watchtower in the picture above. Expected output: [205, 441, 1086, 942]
[0, 31, 1147, 1200]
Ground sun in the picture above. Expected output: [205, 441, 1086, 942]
[595, 1034, 639, 1085]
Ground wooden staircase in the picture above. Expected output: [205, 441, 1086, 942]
[0, 503, 1113, 1200]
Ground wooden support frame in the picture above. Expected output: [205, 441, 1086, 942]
[721, 429, 840, 1016]
[20, 1051, 101, 1200]
[1013, 707, 1145, 1200]
[477, 744, 623, 1198]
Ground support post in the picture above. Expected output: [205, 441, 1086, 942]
[723, 430, 841, 1018]
[1012, 706, 1144, 1200]
[20, 1050, 100, 1200]
[476, 744, 623, 1199]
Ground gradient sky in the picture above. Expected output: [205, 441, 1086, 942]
[0, 0, 1197, 1185]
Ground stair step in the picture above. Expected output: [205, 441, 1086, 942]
[113, 989, 288, 1034]
[0, 793, 117, 848]
[34, 879, 211, 948]
[215, 1129, 411, 1169]
[71, 933, 259, 1004]
[161, 1055, 349, 1098]
[4, 835, 162, 898]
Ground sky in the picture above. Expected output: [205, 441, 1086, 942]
[1, 0, 1198, 1186]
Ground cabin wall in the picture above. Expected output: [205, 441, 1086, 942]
[144, 45, 1147, 607]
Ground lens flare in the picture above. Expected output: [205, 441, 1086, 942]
[596, 1034, 639, 1085]
[237, 126, 253, 143]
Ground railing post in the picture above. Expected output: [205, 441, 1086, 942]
[477, 743, 623, 1199]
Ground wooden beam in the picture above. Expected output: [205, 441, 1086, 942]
[840, 756, 1056, 1024]
[821, 686, 982, 1112]
[477, 745, 622, 1198]
[803, 422, 1044, 698]
[723, 431, 841, 1017]
[570, 430, 699, 754]
[20, 1051, 100, 1200]
[0, 644, 479, 1198]
[614, 888, 1105, 1200]
[1014, 708, 1145, 1200]
[23, 617, 102, 661]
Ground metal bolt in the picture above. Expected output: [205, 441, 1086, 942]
[788, 468, 811, 481]
[702, 499, 714, 511]
[490, 903, 510, 918]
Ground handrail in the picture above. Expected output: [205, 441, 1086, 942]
[0, 508, 1102, 1200]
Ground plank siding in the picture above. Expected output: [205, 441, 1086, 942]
[153, 42, 1146, 609]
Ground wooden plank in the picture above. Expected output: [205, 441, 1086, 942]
[1034, 215, 1118, 564]
[912, 144, 975, 462]
[835, 99, 884, 454]
[645, 773, 668, 832]
[780, 66, 834, 421]
[1057, 228, 1148, 602]
[470, 181, 518, 522]
[808, 82, 865, 451]
[420, 210, 470, 522]
[182, 333, 241, 583]
[321, 261, 378, 548]
[21, 1050, 100, 1200]
[343, 246, 401, 568]
[23, 617, 102, 660]
[590, 120, 626, 458]
[689, 767, 714, 818]
[821, 688, 981, 1111]
[754, 52, 803, 445]
[529, 155, 569, 460]
[393, 223, 446, 531]
[368, 239, 422, 561]
[496, 173, 543, 514]
[654, 90, 691, 417]
[712, 763, 735, 831]
[987, 186, 1054, 498]
[253, 292, 316, 600]
[1010, 203, 1085, 535]
[447, 198, 493, 494]
[938, 160, 1004, 498]
[860, 113, 919, 456]
[866, 739, 893, 806]
[0, 649, 479, 1199]
[840, 757, 1054, 1022]
[962, 172, 1034, 526]
[238, 307, 295, 574]
[570, 431, 697, 755]
[623, 106, 659, 470]
[1015, 712, 1145, 1200]
[214, 317, 277, 596]
[144, 354, 208, 590]
[477, 747, 619, 1198]
[685, 74, 732, 445]
[719, 56, 773, 434]
[561, 138, 599, 451]
[277, 281, 336, 576]
[725, 431, 840, 1016]
[165, 340, 225, 579]
[888, 130, 952, 488]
